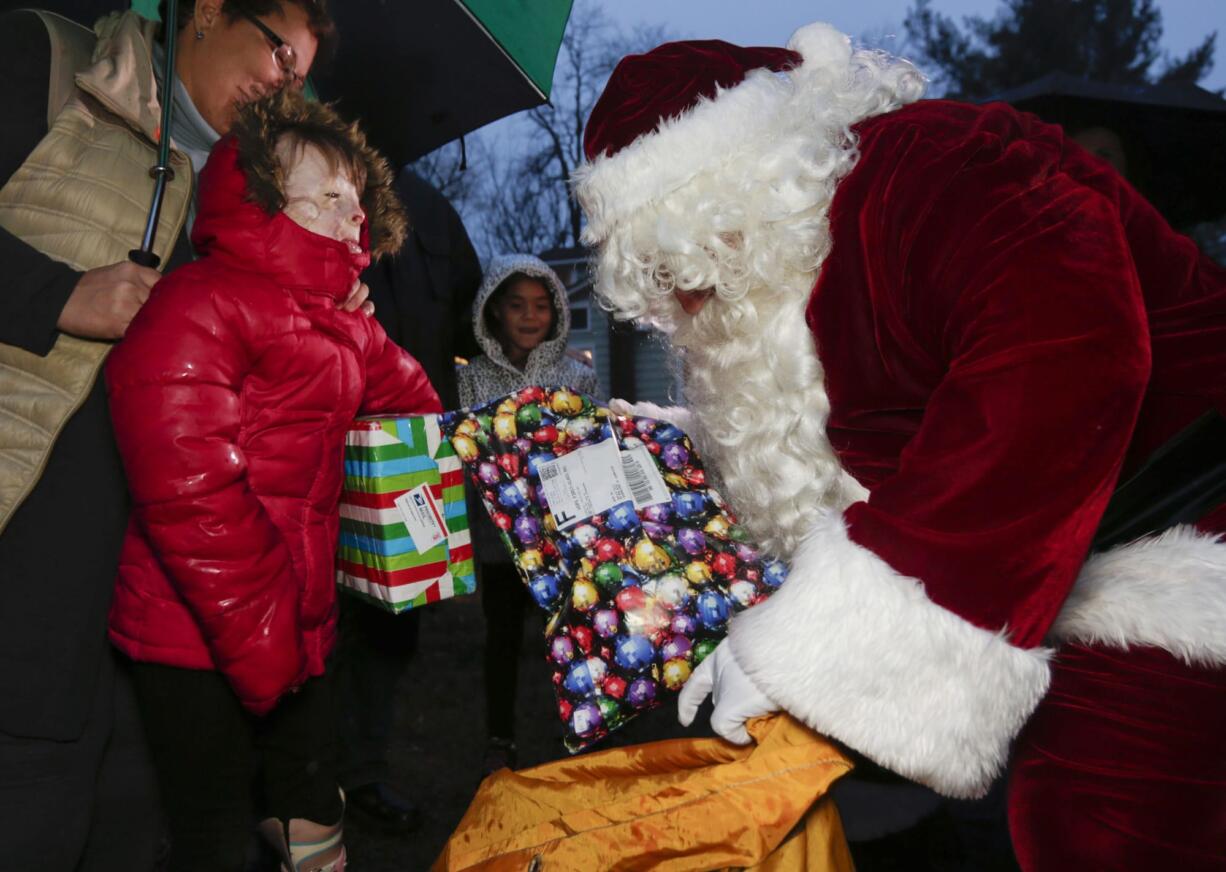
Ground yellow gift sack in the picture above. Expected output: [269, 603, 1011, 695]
[434, 714, 854, 872]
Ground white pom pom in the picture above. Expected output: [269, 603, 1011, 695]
[786, 22, 853, 72]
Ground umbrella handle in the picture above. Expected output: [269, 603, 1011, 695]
[129, 161, 176, 269]
[128, 248, 160, 268]
[131, 0, 179, 270]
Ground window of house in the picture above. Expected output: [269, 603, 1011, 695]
[570, 299, 590, 332]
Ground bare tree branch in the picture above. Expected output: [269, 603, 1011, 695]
[447, 0, 675, 258]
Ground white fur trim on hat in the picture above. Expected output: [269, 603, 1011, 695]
[1048, 525, 1226, 667]
[574, 23, 857, 245]
[727, 513, 1052, 799]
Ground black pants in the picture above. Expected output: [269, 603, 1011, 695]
[333, 594, 421, 789]
[0, 649, 162, 872]
[480, 562, 534, 740]
[131, 664, 342, 872]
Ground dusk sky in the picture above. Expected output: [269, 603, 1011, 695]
[604, 0, 1226, 92]
[457, 0, 1224, 252]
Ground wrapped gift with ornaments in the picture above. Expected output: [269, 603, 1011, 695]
[440, 387, 788, 751]
[338, 415, 475, 613]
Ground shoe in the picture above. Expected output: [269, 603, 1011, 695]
[258, 806, 346, 872]
[482, 736, 518, 775]
[345, 782, 422, 833]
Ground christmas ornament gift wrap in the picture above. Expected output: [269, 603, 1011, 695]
[338, 415, 476, 613]
[440, 387, 788, 751]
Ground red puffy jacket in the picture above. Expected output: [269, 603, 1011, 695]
[106, 139, 441, 715]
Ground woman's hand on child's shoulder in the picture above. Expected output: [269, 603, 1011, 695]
[338, 279, 375, 316]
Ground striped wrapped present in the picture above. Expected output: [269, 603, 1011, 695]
[338, 414, 475, 612]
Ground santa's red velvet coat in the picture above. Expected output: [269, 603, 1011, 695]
[728, 99, 1226, 865]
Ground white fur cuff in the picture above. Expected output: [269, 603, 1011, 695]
[618, 400, 693, 433]
[728, 514, 1051, 799]
[1049, 525, 1226, 667]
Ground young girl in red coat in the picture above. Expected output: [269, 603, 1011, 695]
[105, 92, 440, 872]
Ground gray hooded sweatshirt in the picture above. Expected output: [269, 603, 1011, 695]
[458, 254, 600, 564]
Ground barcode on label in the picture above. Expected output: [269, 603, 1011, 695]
[539, 463, 560, 482]
[620, 445, 671, 509]
[621, 453, 654, 505]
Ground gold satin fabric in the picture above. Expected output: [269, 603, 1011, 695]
[433, 714, 855, 871]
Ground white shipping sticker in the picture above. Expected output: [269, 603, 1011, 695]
[537, 439, 673, 530]
[619, 444, 672, 509]
[537, 439, 631, 529]
[394, 484, 448, 553]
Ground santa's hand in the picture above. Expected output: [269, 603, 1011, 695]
[677, 639, 778, 745]
[607, 399, 693, 432]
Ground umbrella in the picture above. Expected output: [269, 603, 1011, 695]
[987, 72, 1226, 228]
[312, 0, 572, 166]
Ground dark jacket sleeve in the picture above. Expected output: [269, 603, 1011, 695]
[446, 199, 482, 362]
[0, 11, 83, 356]
[375, 168, 482, 407]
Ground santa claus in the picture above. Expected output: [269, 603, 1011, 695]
[574, 22, 1226, 869]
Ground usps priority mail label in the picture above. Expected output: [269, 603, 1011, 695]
[394, 484, 448, 553]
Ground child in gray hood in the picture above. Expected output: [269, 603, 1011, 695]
[458, 254, 599, 406]
[458, 254, 599, 773]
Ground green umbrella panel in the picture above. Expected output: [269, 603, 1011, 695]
[461, 0, 571, 100]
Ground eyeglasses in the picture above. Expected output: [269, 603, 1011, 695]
[237, 9, 303, 88]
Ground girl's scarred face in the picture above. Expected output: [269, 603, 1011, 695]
[277, 140, 366, 253]
[493, 278, 555, 364]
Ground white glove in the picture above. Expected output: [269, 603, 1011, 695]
[677, 639, 779, 745]
[607, 398, 693, 433]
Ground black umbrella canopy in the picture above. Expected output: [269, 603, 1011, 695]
[313, 0, 568, 168]
[988, 72, 1226, 228]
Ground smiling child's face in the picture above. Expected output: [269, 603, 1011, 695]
[277, 139, 366, 252]
[494, 278, 555, 359]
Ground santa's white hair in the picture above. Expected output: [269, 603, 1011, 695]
[575, 24, 924, 557]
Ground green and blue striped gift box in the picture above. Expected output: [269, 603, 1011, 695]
[337, 414, 475, 613]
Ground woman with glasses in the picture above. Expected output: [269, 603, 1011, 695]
[161, 0, 323, 129]
[0, 3, 362, 870]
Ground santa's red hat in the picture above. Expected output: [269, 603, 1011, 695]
[574, 23, 858, 244]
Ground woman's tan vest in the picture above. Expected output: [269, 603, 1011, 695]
[0, 10, 191, 533]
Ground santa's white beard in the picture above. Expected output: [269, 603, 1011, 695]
[674, 282, 866, 561]
[579, 36, 924, 556]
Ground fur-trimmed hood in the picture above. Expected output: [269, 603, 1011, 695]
[228, 90, 406, 260]
[192, 136, 366, 304]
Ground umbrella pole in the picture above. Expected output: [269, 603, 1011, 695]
[129, 0, 179, 269]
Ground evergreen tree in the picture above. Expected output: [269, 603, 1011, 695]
[904, 0, 1217, 97]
